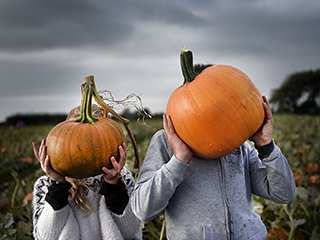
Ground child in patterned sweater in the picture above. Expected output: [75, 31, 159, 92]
[32, 105, 142, 240]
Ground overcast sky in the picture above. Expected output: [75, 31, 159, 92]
[1, 0, 319, 123]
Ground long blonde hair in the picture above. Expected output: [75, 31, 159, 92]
[65, 104, 105, 216]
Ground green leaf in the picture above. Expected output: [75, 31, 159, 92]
[252, 198, 264, 215]
[2, 213, 14, 229]
[309, 187, 320, 200]
[293, 218, 306, 229]
[11, 205, 25, 219]
[7, 228, 17, 236]
[310, 226, 320, 240]
[314, 194, 320, 207]
[17, 221, 32, 238]
[296, 187, 309, 200]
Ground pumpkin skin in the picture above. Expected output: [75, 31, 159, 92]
[46, 81, 125, 179]
[46, 116, 125, 179]
[166, 49, 265, 159]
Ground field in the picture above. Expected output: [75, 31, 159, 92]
[0, 114, 319, 240]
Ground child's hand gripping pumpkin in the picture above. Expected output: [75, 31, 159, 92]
[33, 139, 65, 183]
[163, 114, 193, 164]
[249, 96, 274, 147]
[33, 139, 127, 185]
[102, 142, 127, 185]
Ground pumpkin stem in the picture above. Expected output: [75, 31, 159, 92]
[75, 82, 98, 124]
[180, 46, 199, 84]
[83, 75, 140, 169]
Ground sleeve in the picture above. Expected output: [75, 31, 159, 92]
[248, 140, 296, 204]
[108, 168, 143, 239]
[99, 179, 129, 215]
[255, 140, 274, 159]
[131, 130, 189, 222]
[45, 180, 72, 210]
[32, 176, 79, 240]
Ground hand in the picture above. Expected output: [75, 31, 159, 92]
[102, 143, 127, 185]
[32, 139, 65, 183]
[163, 115, 193, 164]
[249, 96, 274, 147]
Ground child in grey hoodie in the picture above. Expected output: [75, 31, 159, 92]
[132, 96, 296, 240]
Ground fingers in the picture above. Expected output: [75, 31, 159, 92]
[32, 139, 47, 163]
[32, 139, 65, 182]
[102, 157, 121, 184]
[163, 114, 177, 138]
[262, 96, 274, 124]
[113, 143, 127, 169]
[163, 114, 193, 164]
[163, 114, 171, 131]
[119, 142, 127, 159]
[42, 155, 51, 173]
[102, 142, 127, 184]
[32, 142, 40, 160]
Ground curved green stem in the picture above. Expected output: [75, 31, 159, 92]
[75, 83, 98, 124]
[283, 204, 296, 240]
[83, 75, 140, 169]
[10, 170, 20, 208]
[180, 46, 199, 84]
[159, 219, 166, 240]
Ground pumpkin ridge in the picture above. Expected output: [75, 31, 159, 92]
[207, 66, 258, 140]
[66, 122, 80, 177]
[219, 83, 252, 140]
[95, 119, 113, 169]
[247, 91, 265, 129]
[187, 82, 226, 154]
[88, 126, 100, 176]
[199, 86, 245, 153]
[176, 87, 207, 154]
[70, 124, 89, 178]
[234, 90, 264, 138]
[47, 122, 68, 175]
[192, 75, 247, 150]
[110, 120, 125, 145]
[230, 90, 261, 141]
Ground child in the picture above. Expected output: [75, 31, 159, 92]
[32, 105, 142, 240]
[131, 69, 296, 239]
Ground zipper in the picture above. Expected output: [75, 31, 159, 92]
[219, 158, 234, 240]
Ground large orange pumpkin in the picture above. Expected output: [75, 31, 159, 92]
[166, 47, 265, 158]
[46, 82, 125, 179]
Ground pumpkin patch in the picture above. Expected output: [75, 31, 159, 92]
[166, 47, 265, 158]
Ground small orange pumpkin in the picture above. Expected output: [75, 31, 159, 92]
[46, 81, 125, 179]
[166, 47, 265, 158]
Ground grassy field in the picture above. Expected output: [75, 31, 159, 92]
[0, 114, 319, 239]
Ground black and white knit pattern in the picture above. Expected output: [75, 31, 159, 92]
[32, 167, 135, 235]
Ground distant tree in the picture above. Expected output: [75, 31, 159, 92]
[5, 113, 67, 126]
[269, 68, 320, 114]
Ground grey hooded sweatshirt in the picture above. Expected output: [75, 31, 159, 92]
[132, 130, 296, 240]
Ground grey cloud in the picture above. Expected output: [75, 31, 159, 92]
[0, 0, 319, 122]
[0, 0, 207, 53]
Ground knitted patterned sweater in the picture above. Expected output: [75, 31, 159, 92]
[33, 168, 142, 240]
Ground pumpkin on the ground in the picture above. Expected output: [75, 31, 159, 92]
[166, 47, 265, 158]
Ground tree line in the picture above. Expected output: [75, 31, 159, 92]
[270, 68, 320, 115]
[2, 67, 319, 127]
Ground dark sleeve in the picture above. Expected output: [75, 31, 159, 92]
[98, 179, 129, 215]
[45, 180, 72, 211]
[255, 139, 274, 159]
